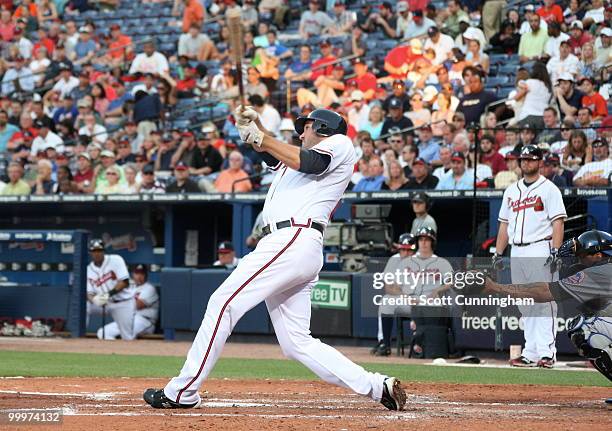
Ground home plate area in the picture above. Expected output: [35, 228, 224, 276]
[0, 378, 610, 430]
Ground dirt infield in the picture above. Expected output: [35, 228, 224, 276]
[0, 377, 610, 430]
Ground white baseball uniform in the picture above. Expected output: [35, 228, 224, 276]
[498, 175, 567, 361]
[164, 134, 388, 406]
[87, 254, 136, 340]
[97, 280, 159, 340]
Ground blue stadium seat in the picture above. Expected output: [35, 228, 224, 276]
[486, 76, 509, 86]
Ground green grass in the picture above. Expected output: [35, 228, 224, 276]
[0, 351, 609, 387]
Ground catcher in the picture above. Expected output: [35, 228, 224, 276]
[463, 229, 612, 403]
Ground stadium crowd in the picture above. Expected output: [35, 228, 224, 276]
[0, 0, 610, 196]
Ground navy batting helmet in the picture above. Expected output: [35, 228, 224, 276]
[294, 109, 348, 137]
[416, 227, 437, 244]
[519, 145, 543, 160]
[89, 238, 105, 251]
[559, 230, 612, 257]
[396, 233, 416, 251]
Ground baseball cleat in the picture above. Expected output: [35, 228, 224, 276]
[374, 344, 391, 357]
[143, 388, 200, 409]
[509, 356, 537, 367]
[537, 357, 555, 369]
[370, 340, 385, 355]
[380, 377, 407, 411]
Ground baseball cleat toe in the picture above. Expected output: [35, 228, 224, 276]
[380, 377, 407, 411]
[143, 388, 200, 409]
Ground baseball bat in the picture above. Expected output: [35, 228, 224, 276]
[226, 9, 246, 109]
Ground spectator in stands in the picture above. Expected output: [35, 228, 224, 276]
[519, 124, 538, 149]
[550, 119, 574, 154]
[381, 97, 414, 137]
[456, 67, 498, 126]
[554, 73, 583, 121]
[180, 0, 204, 33]
[31, 119, 63, 154]
[0, 109, 18, 152]
[53, 62, 79, 97]
[403, 9, 435, 40]
[133, 89, 162, 139]
[579, 77, 609, 120]
[178, 23, 214, 62]
[74, 152, 94, 193]
[494, 150, 521, 189]
[537, 0, 563, 25]
[595, 27, 611, 67]
[381, 160, 408, 190]
[465, 37, 490, 74]
[542, 21, 569, 61]
[95, 164, 127, 194]
[347, 90, 369, 132]
[518, 12, 549, 63]
[299, 0, 334, 39]
[213, 241, 240, 269]
[513, 61, 552, 129]
[540, 153, 568, 188]
[166, 161, 199, 193]
[248, 94, 281, 137]
[583, 0, 606, 27]
[572, 139, 611, 187]
[562, 130, 592, 172]
[138, 163, 165, 193]
[435, 151, 473, 190]
[415, 124, 439, 164]
[546, 40, 580, 84]
[479, 134, 506, 175]
[405, 158, 439, 189]
[490, 20, 521, 55]
[1, 162, 30, 195]
[328, 0, 355, 35]
[190, 132, 223, 179]
[568, 21, 593, 57]
[214, 151, 252, 193]
[353, 158, 385, 191]
[433, 145, 452, 179]
[1, 56, 34, 96]
[578, 42, 598, 78]
[297, 64, 344, 108]
[129, 40, 169, 76]
[362, 1, 397, 39]
[576, 107, 598, 142]
[384, 38, 422, 82]
[244, 67, 268, 100]
[37, 0, 58, 24]
[78, 114, 107, 146]
[72, 26, 97, 65]
[424, 26, 454, 66]
[537, 107, 562, 146]
[32, 158, 56, 194]
[115, 139, 135, 166]
[442, 0, 468, 38]
[122, 163, 139, 193]
[360, 104, 384, 140]
[284, 45, 313, 82]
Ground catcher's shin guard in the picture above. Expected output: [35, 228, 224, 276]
[567, 314, 612, 381]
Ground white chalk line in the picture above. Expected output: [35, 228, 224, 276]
[0, 390, 126, 400]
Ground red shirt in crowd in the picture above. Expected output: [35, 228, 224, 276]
[108, 34, 133, 60]
[385, 46, 422, 79]
[582, 93, 609, 119]
[74, 168, 94, 185]
[0, 21, 15, 42]
[310, 55, 337, 81]
[33, 37, 55, 56]
[568, 32, 593, 56]
[354, 72, 377, 99]
[481, 151, 507, 175]
[536, 5, 563, 23]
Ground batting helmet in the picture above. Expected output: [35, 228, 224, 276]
[519, 145, 543, 160]
[396, 233, 416, 251]
[294, 109, 348, 137]
[559, 230, 612, 257]
[89, 238, 105, 251]
[416, 227, 437, 245]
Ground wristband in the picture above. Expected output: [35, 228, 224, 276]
[108, 288, 118, 297]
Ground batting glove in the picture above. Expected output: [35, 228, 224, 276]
[237, 121, 264, 147]
[233, 105, 258, 126]
[545, 248, 561, 274]
[491, 253, 504, 271]
[92, 293, 109, 307]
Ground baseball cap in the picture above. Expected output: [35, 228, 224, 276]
[181, 130, 194, 137]
[87, 142, 102, 151]
[428, 26, 439, 37]
[412, 157, 428, 166]
[570, 21, 583, 30]
[578, 76, 594, 85]
[175, 161, 189, 170]
[544, 153, 560, 165]
[89, 239, 104, 251]
[352, 57, 367, 67]
[451, 151, 465, 162]
[379, 1, 393, 11]
[412, 9, 423, 18]
[77, 98, 91, 108]
[77, 152, 91, 161]
[521, 123, 537, 133]
[458, 16, 470, 25]
[100, 150, 115, 158]
[412, 191, 429, 203]
[79, 26, 90, 33]
[350, 90, 364, 101]
[410, 38, 423, 54]
[142, 164, 155, 174]
[389, 97, 403, 109]
[397, 1, 408, 13]
[218, 241, 234, 253]
[33, 119, 46, 128]
[602, 28, 612, 37]
[393, 78, 405, 87]
[556, 72, 574, 83]
[319, 40, 331, 48]
[109, 24, 121, 31]
[134, 264, 147, 274]
[58, 62, 71, 72]
[592, 139, 607, 148]
[505, 150, 519, 160]
[525, 4, 535, 11]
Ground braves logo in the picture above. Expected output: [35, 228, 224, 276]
[566, 271, 585, 285]
[89, 271, 117, 287]
[508, 195, 545, 212]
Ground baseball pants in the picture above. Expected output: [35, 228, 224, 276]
[511, 241, 558, 362]
[164, 227, 386, 405]
[97, 314, 155, 340]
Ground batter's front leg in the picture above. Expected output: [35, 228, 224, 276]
[266, 282, 387, 402]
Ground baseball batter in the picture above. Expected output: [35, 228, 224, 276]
[143, 108, 407, 410]
[97, 264, 158, 340]
[494, 145, 567, 368]
[482, 229, 612, 403]
[87, 239, 135, 340]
